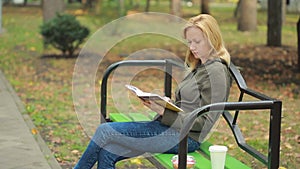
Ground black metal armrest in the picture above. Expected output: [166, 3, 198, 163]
[178, 100, 282, 169]
[229, 63, 275, 101]
[179, 101, 275, 140]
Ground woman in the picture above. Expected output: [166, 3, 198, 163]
[74, 14, 231, 169]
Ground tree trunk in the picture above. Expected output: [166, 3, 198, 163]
[169, 0, 172, 13]
[94, 0, 101, 15]
[234, 0, 241, 18]
[23, 0, 27, 6]
[297, 17, 300, 71]
[119, 0, 125, 16]
[0, 0, 2, 34]
[267, 0, 282, 46]
[85, 0, 93, 8]
[42, 0, 65, 23]
[237, 0, 257, 31]
[171, 0, 181, 17]
[201, 0, 210, 14]
[145, 0, 150, 12]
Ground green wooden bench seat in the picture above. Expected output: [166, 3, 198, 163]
[109, 112, 251, 169]
[101, 60, 282, 169]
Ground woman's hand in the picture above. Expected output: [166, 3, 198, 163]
[142, 100, 165, 116]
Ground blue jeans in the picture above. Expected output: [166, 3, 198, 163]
[74, 120, 200, 169]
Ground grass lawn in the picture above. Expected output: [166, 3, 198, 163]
[0, 2, 299, 169]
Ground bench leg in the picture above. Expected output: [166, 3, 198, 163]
[268, 101, 282, 169]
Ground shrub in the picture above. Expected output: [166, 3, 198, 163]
[40, 13, 90, 57]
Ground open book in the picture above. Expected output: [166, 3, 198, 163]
[125, 84, 183, 112]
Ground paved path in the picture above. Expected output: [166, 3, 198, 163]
[0, 70, 62, 169]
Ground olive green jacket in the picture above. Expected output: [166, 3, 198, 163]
[159, 59, 231, 142]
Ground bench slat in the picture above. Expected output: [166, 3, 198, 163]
[109, 113, 132, 122]
[148, 112, 157, 119]
[128, 113, 152, 121]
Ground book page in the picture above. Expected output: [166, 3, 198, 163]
[125, 85, 183, 112]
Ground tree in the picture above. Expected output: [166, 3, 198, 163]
[146, 0, 150, 12]
[237, 0, 257, 31]
[297, 17, 300, 71]
[234, 0, 241, 18]
[42, 0, 65, 23]
[119, 0, 125, 16]
[40, 14, 90, 57]
[171, 0, 181, 17]
[201, 0, 210, 14]
[0, 0, 2, 34]
[267, 0, 282, 46]
[94, 0, 101, 15]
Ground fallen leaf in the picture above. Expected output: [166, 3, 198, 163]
[228, 144, 235, 149]
[130, 158, 142, 165]
[284, 143, 293, 149]
[29, 47, 36, 51]
[279, 167, 287, 169]
[241, 127, 247, 132]
[31, 128, 38, 135]
[71, 150, 79, 155]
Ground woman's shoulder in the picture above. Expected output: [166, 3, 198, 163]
[193, 59, 228, 81]
[208, 58, 227, 66]
[198, 58, 228, 72]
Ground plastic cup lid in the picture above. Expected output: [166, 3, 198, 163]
[209, 145, 228, 152]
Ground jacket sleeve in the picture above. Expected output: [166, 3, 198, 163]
[159, 63, 230, 132]
[160, 108, 206, 131]
[197, 64, 230, 142]
[159, 70, 209, 130]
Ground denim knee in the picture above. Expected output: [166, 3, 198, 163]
[92, 123, 113, 147]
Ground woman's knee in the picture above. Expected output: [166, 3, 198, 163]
[92, 123, 113, 144]
[95, 123, 112, 134]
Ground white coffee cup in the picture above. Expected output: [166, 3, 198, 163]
[209, 145, 228, 169]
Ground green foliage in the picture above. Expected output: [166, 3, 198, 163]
[40, 13, 89, 57]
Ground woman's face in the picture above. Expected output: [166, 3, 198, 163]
[185, 26, 212, 63]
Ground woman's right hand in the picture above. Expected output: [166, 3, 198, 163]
[142, 100, 165, 116]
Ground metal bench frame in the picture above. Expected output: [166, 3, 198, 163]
[100, 59, 282, 169]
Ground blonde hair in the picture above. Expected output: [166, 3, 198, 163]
[183, 14, 230, 70]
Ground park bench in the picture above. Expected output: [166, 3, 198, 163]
[100, 59, 282, 169]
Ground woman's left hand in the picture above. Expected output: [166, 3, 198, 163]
[142, 100, 165, 116]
